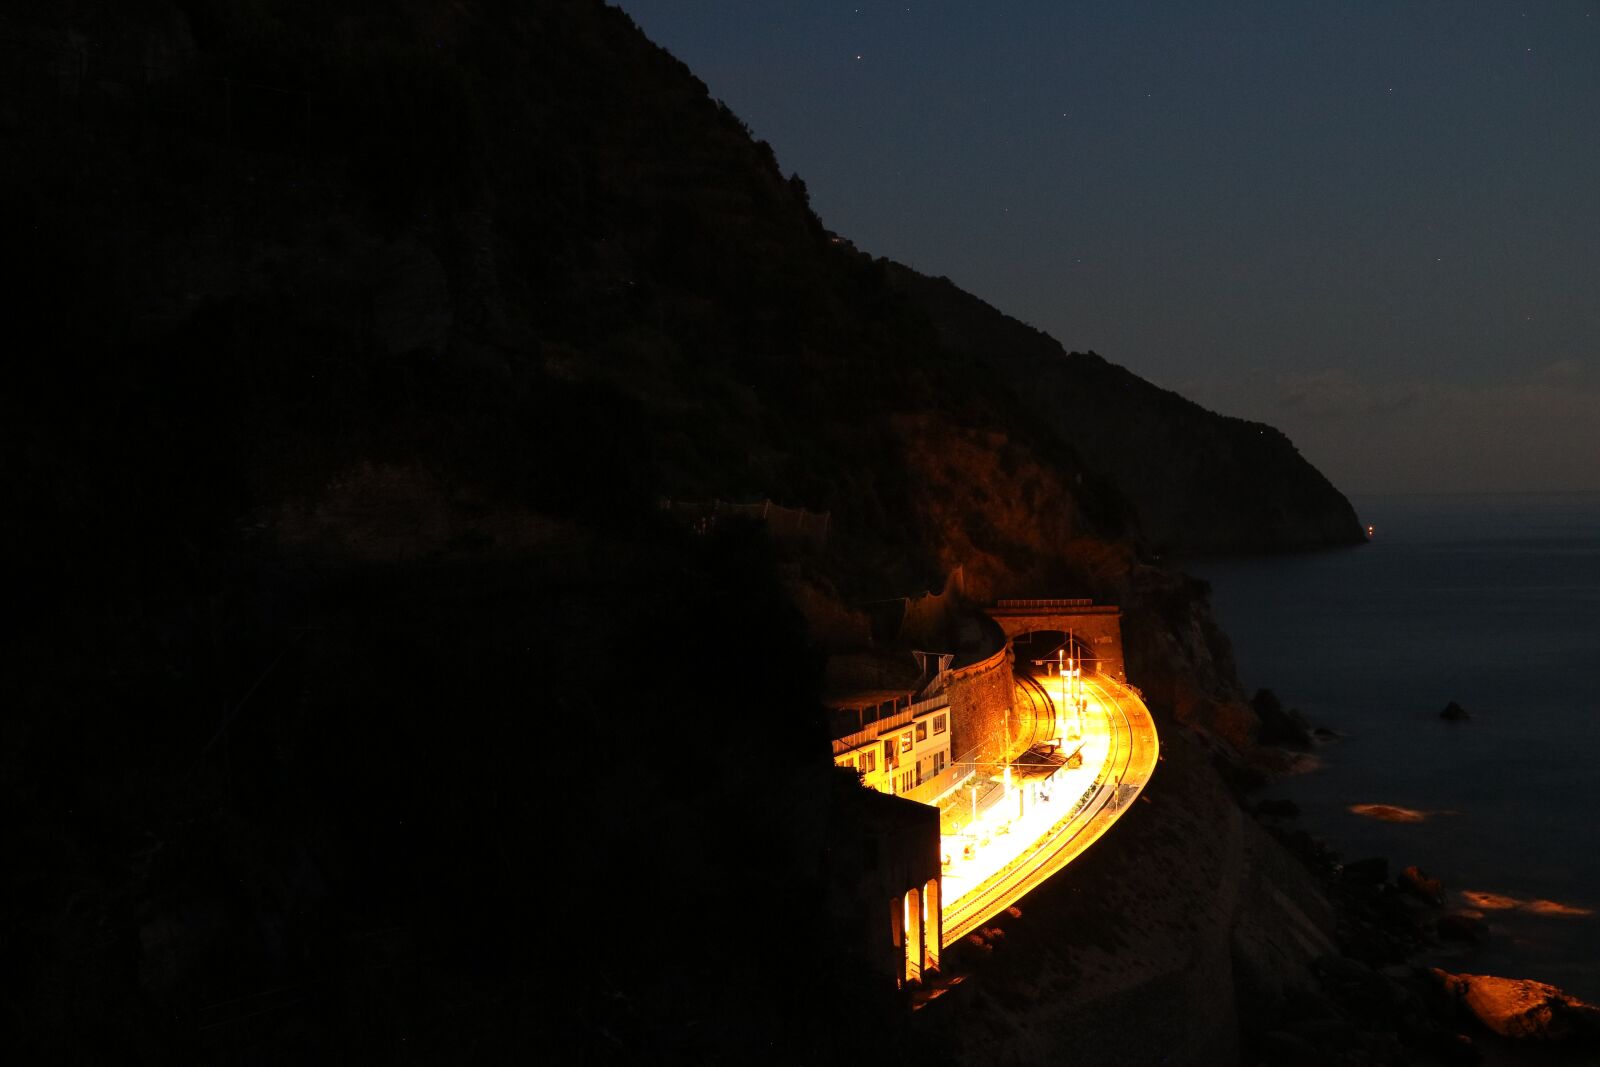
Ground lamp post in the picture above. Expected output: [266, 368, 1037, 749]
[1057, 648, 1067, 743]
[1069, 629, 1082, 740]
[1060, 641, 1082, 741]
[968, 781, 982, 849]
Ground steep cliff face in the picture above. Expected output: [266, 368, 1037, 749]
[920, 725, 1340, 1067]
[885, 266, 1366, 555]
[1120, 566, 1260, 753]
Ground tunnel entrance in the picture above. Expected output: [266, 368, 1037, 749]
[1012, 629, 1098, 677]
[1010, 630, 1096, 752]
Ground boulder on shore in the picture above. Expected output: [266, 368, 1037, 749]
[1399, 865, 1445, 907]
[1440, 701, 1470, 722]
[1432, 970, 1600, 1044]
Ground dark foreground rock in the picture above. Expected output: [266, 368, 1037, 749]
[1341, 857, 1389, 885]
[1256, 797, 1302, 818]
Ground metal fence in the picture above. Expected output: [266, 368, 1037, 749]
[659, 497, 830, 549]
[992, 597, 1094, 611]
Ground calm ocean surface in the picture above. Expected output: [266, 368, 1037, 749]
[1187, 492, 1600, 1001]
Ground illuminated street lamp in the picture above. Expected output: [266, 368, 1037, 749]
[1057, 648, 1067, 743]
[1071, 629, 1085, 739]
[1059, 641, 1082, 741]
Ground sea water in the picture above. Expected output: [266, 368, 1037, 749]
[1187, 492, 1600, 1001]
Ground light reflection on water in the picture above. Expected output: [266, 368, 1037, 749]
[1187, 492, 1600, 1000]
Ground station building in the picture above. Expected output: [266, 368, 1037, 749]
[819, 597, 1126, 988]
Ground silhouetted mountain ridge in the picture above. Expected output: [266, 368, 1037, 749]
[885, 265, 1365, 554]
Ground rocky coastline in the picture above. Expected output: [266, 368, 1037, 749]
[913, 667, 1600, 1066]
[1239, 716, 1600, 1065]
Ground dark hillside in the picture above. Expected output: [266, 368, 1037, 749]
[1, 1, 1125, 1060]
[5, 1, 1348, 1062]
[885, 265, 1366, 555]
[6, 0, 1132, 600]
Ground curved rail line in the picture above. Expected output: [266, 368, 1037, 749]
[1010, 669, 1060, 753]
[941, 673, 1159, 946]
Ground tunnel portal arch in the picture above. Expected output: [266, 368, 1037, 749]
[988, 602, 1125, 684]
[1012, 628, 1099, 676]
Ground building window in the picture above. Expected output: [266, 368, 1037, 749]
[933, 751, 947, 775]
[901, 770, 915, 793]
[915, 722, 928, 743]
[915, 761, 924, 786]
[862, 751, 876, 773]
[900, 731, 913, 753]
[933, 713, 947, 735]
[885, 740, 898, 769]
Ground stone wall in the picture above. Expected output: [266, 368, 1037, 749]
[946, 643, 1014, 766]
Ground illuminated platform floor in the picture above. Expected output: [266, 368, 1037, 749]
[938, 673, 1160, 946]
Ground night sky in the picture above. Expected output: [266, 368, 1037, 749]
[615, 2, 1600, 494]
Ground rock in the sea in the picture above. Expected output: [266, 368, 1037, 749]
[1436, 911, 1489, 944]
[1432, 969, 1600, 1044]
[1399, 865, 1445, 906]
[1253, 688, 1317, 749]
[1440, 701, 1470, 722]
